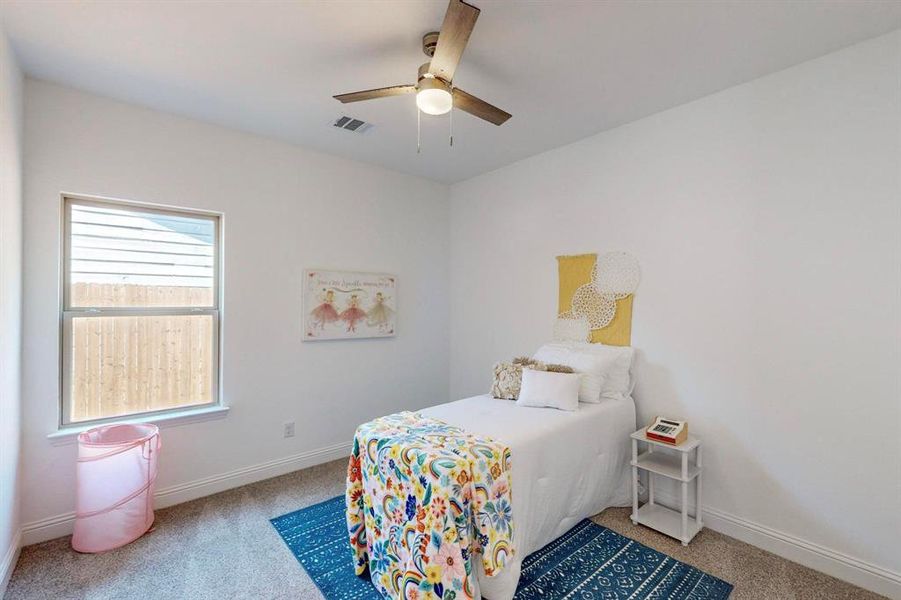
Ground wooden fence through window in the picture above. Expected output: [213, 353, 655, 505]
[69, 283, 215, 422]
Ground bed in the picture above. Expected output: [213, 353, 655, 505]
[420, 393, 636, 599]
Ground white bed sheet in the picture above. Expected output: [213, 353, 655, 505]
[421, 394, 635, 600]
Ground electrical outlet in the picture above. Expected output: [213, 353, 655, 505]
[283, 421, 295, 438]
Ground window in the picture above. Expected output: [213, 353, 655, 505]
[61, 195, 221, 426]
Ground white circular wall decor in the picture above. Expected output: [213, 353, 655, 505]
[570, 284, 617, 329]
[592, 251, 641, 299]
[553, 314, 591, 343]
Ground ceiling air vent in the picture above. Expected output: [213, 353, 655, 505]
[332, 115, 373, 134]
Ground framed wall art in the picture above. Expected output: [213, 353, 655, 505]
[303, 270, 396, 341]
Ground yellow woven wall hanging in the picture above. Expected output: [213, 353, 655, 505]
[556, 252, 637, 346]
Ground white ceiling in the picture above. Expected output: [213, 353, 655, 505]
[2, 1, 899, 184]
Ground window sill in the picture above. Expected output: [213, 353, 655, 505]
[47, 405, 230, 446]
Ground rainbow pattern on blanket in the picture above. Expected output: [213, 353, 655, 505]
[346, 412, 514, 600]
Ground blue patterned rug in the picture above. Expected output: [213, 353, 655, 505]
[271, 496, 733, 599]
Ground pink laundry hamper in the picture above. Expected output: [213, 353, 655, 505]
[71, 423, 161, 553]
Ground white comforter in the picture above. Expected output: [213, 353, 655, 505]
[421, 394, 635, 600]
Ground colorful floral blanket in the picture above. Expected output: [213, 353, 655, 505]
[346, 412, 514, 600]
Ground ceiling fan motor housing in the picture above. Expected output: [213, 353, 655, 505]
[417, 71, 451, 95]
[422, 31, 440, 57]
[418, 62, 451, 89]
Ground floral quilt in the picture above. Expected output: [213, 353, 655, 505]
[346, 412, 514, 600]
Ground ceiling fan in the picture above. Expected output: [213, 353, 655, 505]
[333, 0, 512, 129]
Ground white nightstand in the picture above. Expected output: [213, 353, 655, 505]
[629, 428, 703, 546]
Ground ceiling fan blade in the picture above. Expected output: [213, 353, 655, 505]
[428, 0, 480, 82]
[452, 88, 511, 126]
[334, 85, 417, 103]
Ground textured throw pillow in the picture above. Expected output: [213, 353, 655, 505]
[491, 362, 524, 400]
[513, 356, 543, 368]
[491, 358, 557, 399]
[516, 369, 580, 411]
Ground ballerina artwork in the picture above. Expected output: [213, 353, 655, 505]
[310, 289, 340, 330]
[367, 292, 395, 333]
[339, 294, 368, 333]
[304, 270, 396, 340]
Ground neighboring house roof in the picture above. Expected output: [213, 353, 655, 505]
[70, 204, 214, 288]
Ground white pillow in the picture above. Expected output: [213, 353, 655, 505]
[533, 342, 634, 401]
[575, 342, 635, 399]
[516, 369, 580, 411]
[532, 343, 606, 403]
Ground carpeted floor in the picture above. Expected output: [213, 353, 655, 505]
[4, 458, 885, 600]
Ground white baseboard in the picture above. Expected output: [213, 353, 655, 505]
[20, 441, 352, 546]
[649, 490, 900, 599]
[19, 447, 900, 598]
[0, 528, 22, 597]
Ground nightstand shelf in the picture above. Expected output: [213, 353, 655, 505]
[632, 451, 700, 482]
[630, 428, 703, 546]
[634, 503, 702, 541]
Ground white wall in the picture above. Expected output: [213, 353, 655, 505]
[449, 32, 901, 595]
[20, 80, 450, 539]
[0, 27, 24, 594]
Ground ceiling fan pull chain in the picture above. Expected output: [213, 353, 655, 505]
[449, 101, 454, 147]
[417, 107, 421, 154]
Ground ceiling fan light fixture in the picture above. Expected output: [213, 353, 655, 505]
[416, 77, 453, 115]
[416, 88, 453, 115]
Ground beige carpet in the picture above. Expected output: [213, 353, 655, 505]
[4, 458, 885, 600]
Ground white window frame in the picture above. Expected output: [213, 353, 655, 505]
[60, 193, 222, 428]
